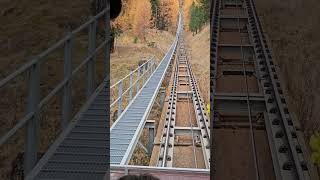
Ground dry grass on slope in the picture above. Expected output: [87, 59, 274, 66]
[185, 25, 210, 105]
[111, 29, 175, 84]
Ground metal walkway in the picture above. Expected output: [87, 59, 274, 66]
[26, 81, 109, 180]
[0, 5, 111, 180]
[110, 13, 182, 166]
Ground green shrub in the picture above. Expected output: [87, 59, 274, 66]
[133, 37, 138, 44]
[310, 132, 320, 165]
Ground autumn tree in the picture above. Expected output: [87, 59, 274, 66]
[132, 0, 152, 40]
[151, 0, 179, 31]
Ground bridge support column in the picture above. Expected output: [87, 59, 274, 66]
[146, 120, 155, 157]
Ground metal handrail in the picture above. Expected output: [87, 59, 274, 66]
[110, 57, 154, 89]
[109, 7, 184, 119]
[0, 5, 111, 176]
[110, 57, 156, 118]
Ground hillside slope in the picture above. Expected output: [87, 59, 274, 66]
[186, 25, 210, 104]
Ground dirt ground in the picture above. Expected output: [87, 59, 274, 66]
[176, 101, 197, 127]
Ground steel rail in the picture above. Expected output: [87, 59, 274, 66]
[184, 45, 198, 169]
[157, 54, 178, 167]
[210, 0, 311, 179]
[188, 63, 211, 169]
[157, 35, 210, 168]
[237, 1, 260, 179]
[187, 91, 198, 169]
[245, 0, 310, 179]
[176, 40, 199, 168]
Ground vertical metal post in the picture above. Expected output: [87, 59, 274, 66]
[147, 127, 155, 157]
[61, 33, 73, 130]
[136, 67, 140, 93]
[141, 64, 145, 85]
[148, 60, 152, 78]
[104, 3, 111, 79]
[152, 59, 155, 73]
[117, 81, 123, 117]
[129, 71, 133, 101]
[24, 62, 40, 176]
[86, 17, 97, 98]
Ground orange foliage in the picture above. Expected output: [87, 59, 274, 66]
[132, 0, 152, 39]
[113, 0, 181, 35]
[160, 0, 180, 32]
[113, 0, 151, 39]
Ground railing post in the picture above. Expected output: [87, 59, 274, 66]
[141, 64, 145, 85]
[129, 70, 133, 101]
[117, 80, 123, 117]
[86, 17, 97, 98]
[61, 33, 73, 129]
[151, 59, 154, 73]
[25, 62, 40, 176]
[147, 61, 150, 78]
[104, 2, 111, 79]
[149, 59, 153, 75]
[136, 67, 140, 93]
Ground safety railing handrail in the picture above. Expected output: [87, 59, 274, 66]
[0, 5, 111, 177]
[110, 57, 156, 118]
[110, 57, 154, 89]
[0, 8, 109, 89]
[110, 7, 183, 120]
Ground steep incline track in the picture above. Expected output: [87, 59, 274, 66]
[155, 36, 210, 169]
[210, 0, 312, 179]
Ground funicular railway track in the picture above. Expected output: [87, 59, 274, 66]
[211, 0, 312, 179]
[155, 36, 210, 169]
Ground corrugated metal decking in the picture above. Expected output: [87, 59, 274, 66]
[26, 81, 109, 180]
